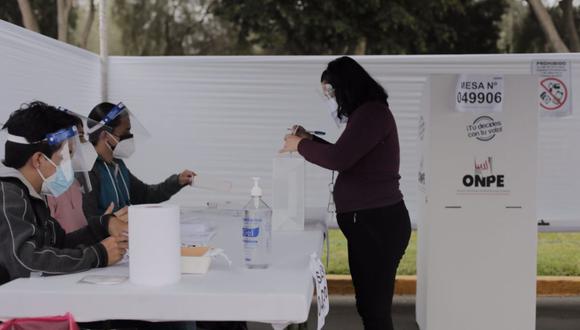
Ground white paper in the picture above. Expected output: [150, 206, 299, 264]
[192, 175, 233, 192]
[455, 74, 504, 113]
[129, 204, 181, 286]
[78, 275, 128, 285]
[532, 60, 572, 117]
[310, 253, 329, 330]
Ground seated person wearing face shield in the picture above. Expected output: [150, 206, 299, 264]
[82, 102, 195, 218]
[0, 102, 126, 285]
[46, 108, 128, 236]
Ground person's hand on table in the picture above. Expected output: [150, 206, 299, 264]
[101, 235, 128, 266]
[113, 205, 128, 222]
[179, 169, 197, 186]
[104, 203, 129, 237]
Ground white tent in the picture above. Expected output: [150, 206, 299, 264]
[1, 19, 580, 227]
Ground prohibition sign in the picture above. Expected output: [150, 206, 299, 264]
[539, 77, 568, 111]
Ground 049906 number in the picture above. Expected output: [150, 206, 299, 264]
[457, 91, 502, 104]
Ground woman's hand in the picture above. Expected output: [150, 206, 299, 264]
[101, 235, 128, 266]
[108, 216, 128, 237]
[279, 134, 303, 153]
[104, 203, 128, 237]
[291, 125, 313, 140]
[179, 169, 197, 186]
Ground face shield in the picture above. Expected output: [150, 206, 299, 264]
[56, 107, 99, 171]
[56, 107, 100, 193]
[4, 126, 90, 196]
[87, 102, 150, 159]
[319, 83, 347, 128]
[57, 107, 94, 143]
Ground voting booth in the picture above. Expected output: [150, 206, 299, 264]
[416, 75, 538, 330]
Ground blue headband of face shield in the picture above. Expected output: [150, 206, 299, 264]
[46, 126, 78, 146]
[100, 102, 127, 126]
[6, 126, 78, 146]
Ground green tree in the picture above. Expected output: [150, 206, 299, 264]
[508, 1, 580, 53]
[112, 0, 246, 56]
[212, 0, 508, 55]
[2, 0, 79, 45]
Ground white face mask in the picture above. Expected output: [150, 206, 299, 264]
[322, 83, 347, 128]
[114, 138, 135, 159]
[106, 132, 136, 159]
[71, 142, 98, 171]
[326, 97, 347, 128]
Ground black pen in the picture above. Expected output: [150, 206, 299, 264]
[287, 128, 326, 136]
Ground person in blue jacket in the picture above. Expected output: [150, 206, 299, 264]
[82, 102, 195, 218]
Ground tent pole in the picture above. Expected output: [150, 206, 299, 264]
[99, 0, 108, 102]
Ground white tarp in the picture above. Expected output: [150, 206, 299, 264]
[1, 20, 580, 225]
[0, 20, 100, 117]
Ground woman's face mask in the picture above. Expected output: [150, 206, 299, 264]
[36, 154, 74, 197]
[106, 132, 136, 159]
[322, 83, 347, 128]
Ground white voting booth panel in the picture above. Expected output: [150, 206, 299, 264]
[416, 75, 537, 330]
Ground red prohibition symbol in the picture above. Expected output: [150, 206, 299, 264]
[539, 77, 568, 111]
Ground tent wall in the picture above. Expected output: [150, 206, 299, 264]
[0, 20, 100, 119]
[108, 55, 580, 223]
[107, 56, 423, 217]
[1, 20, 579, 224]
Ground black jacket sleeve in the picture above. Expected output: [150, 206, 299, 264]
[82, 169, 112, 234]
[128, 170, 185, 205]
[0, 182, 107, 281]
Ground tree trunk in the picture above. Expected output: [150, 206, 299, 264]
[354, 37, 367, 55]
[17, 0, 39, 32]
[526, 0, 569, 52]
[80, 0, 96, 48]
[559, 0, 580, 52]
[57, 0, 73, 42]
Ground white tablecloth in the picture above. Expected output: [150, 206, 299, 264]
[0, 208, 326, 326]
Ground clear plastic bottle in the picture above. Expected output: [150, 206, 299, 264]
[242, 177, 272, 269]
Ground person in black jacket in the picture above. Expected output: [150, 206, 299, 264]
[0, 102, 126, 284]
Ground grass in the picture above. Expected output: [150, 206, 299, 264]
[322, 230, 580, 276]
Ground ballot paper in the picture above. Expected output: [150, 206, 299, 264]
[78, 275, 128, 285]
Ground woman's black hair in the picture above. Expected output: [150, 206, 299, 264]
[3, 101, 78, 169]
[320, 56, 388, 119]
[87, 102, 121, 144]
[67, 113, 83, 127]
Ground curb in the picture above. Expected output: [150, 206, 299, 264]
[327, 275, 580, 296]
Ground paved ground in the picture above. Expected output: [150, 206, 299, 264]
[248, 295, 580, 330]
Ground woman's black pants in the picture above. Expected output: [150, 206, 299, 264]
[337, 201, 411, 330]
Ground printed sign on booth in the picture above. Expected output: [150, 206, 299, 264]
[466, 115, 504, 142]
[455, 74, 504, 113]
[532, 60, 572, 117]
[456, 156, 511, 196]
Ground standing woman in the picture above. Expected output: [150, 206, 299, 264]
[280, 56, 411, 330]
